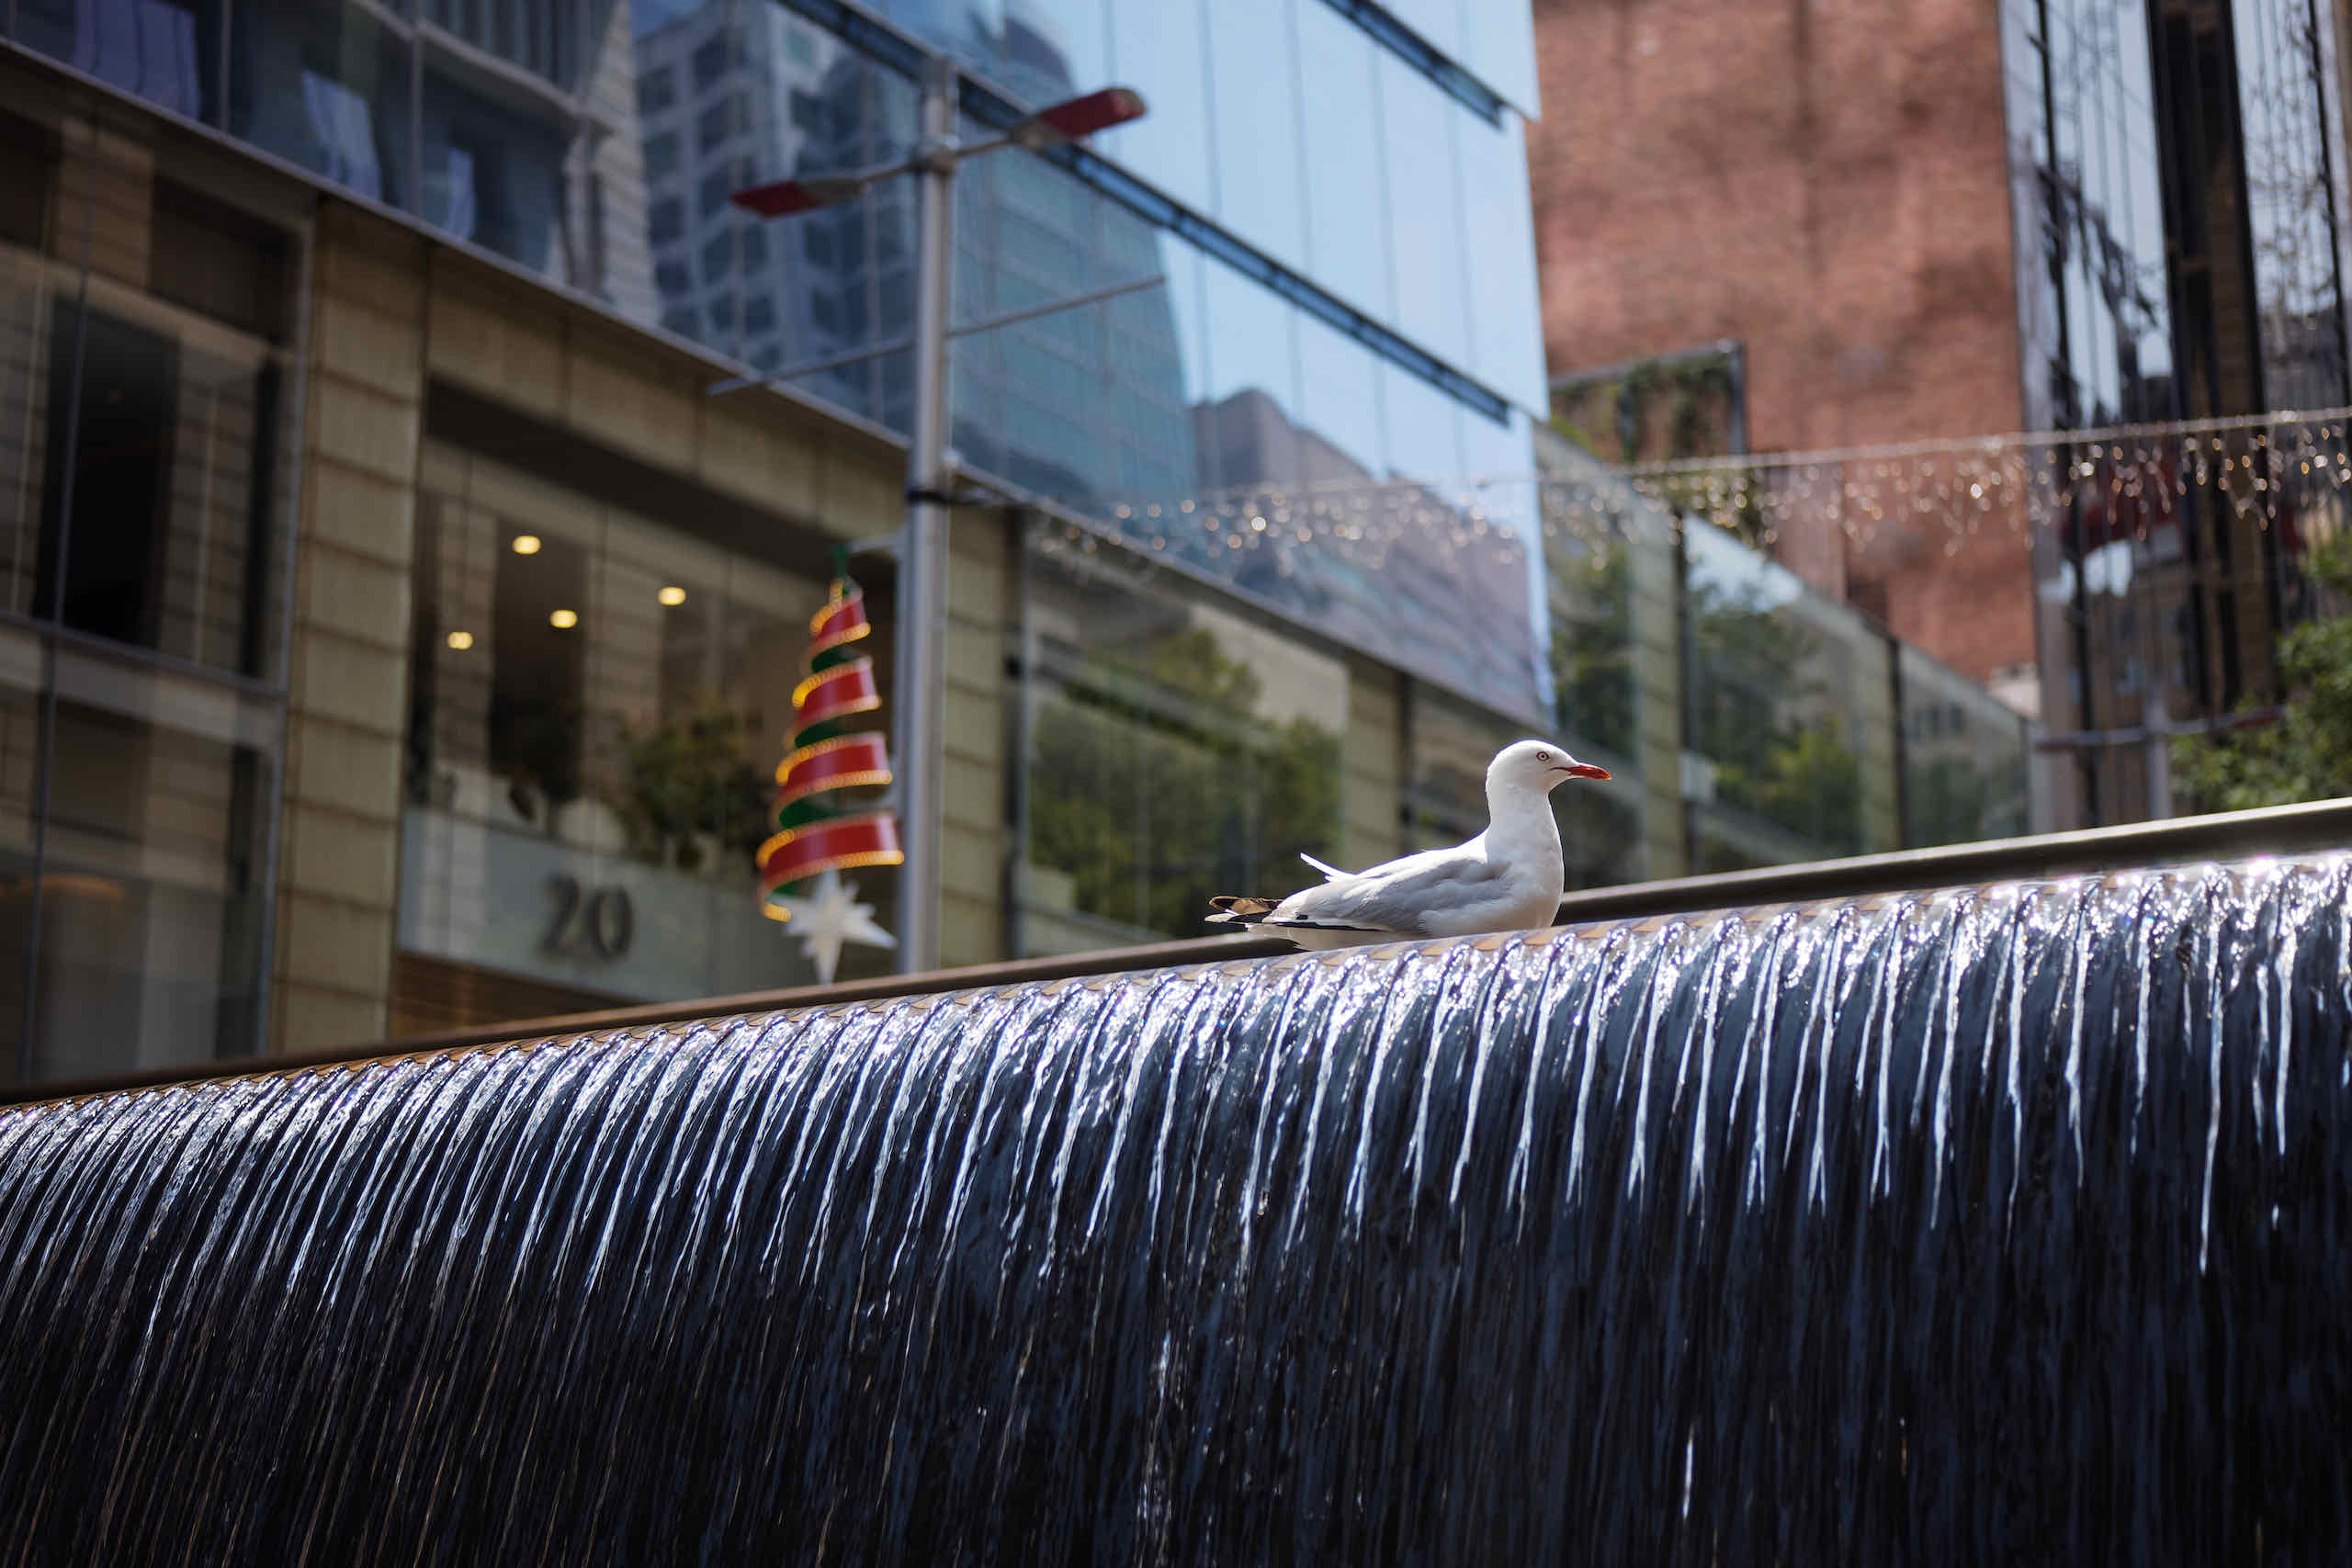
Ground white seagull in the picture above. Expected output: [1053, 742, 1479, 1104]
[1206, 739, 1611, 950]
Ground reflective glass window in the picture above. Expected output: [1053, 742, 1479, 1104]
[704, 19, 916, 430]
[1376, 51, 1469, 370]
[403, 443, 865, 999]
[1457, 110, 1544, 411]
[1539, 451, 1658, 774]
[1203, 0, 1306, 272]
[20, 206, 294, 680]
[1197, 249, 1303, 488]
[1899, 645, 2030, 847]
[419, 19, 585, 279]
[639, 65, 676, 115]
[16, 0, 218, 122]
[0, 639, 277, 1084]
[2231, 0, 2351, 411]
[1294, 0, 1390, 321]
[227, 0, 413, 207]
[1377, 366, 1544, 716]
[1102, 0, 1213, 214]
[995, 0, 1109, 109]
[696, 94, 738, 153]
[1684, 520, 1890, 868]
[880, 0, 1001, 73]
[1458, 0, 1538, 113]
[650, 197, 684, 245]
[1295, 311, 1384, 479]
[1015, 538, 1343, 953]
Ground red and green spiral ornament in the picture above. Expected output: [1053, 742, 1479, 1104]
[758, 548, 904, 921]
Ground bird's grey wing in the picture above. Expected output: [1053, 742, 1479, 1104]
[1273, 851, 1510, 935]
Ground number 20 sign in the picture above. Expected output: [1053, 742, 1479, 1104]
[543, 874, 636, 961]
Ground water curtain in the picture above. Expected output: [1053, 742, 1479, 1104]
[2, 858, 2347, 1563]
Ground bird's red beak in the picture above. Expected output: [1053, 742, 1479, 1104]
[1558, 763, 1611, 780]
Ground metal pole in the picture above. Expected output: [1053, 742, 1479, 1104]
[895, 54, 956, 974]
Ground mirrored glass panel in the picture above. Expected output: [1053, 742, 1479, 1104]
[1202, 0, 1306, 273]
[994, 0, 1110, 110]
[0, 632, 277, 1084]
[1292, 0, 1390, 321]
[1457, 109, 1544, 411]
[1899, 643, 2030, 848]
[1375, 51, 1468, 371]
[402, 443, 873, 1001]
[949, 108, 1177, 503]
[15, 0, 219, 121]
[1684, 519, 1894, 870]
[1099, 0, 1212, 214]
[227, 0, 414, 209]
[1458, 0, 1537, 113]
[1014, 536, 1343, 953]
[11, 197, 293, 680]
[413, 0, 628, 293]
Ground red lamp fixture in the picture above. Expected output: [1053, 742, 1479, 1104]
[729, 87, 1147, 217]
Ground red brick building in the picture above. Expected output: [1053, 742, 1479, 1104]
[1526, 0, 2040, 690]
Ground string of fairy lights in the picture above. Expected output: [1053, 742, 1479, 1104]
[1047, 406, 2352, 576]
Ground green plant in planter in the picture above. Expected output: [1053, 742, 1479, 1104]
[618, 702, 772, 874]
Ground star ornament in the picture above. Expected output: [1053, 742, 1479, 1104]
[770, 867, 896, 986]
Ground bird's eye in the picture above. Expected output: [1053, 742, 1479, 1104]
[1535, 750, 1552, 761]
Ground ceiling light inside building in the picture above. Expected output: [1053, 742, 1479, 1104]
[512, 535, 542, 555]
[549, 608, 578, 629]
[658, 585, 686, 606]
[446, 630, 474, 650]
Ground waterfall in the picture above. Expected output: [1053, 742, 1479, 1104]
[3, 859, 2348, 1563]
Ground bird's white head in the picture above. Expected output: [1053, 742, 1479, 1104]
[1487, 738, 1611, 796]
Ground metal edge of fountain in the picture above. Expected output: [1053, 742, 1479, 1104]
[4, 796, 2349, 1111]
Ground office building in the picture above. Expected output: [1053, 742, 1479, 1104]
[0, 0, 1564, 1090]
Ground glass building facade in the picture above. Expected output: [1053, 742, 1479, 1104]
[0, 118, 296, 1087]
[2005, 0, 2352, 823]
[0, 0, 1566, 1084]
[6, 0, 1552, 713]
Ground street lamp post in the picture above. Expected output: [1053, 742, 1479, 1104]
[731, 66, 1146, 974]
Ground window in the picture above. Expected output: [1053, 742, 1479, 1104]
[649, 197, 684, 245]
[697, 96, 737, 154]
[789, 90, 823, 134]
[638, 69, 675, 117]
[1017, 542, 1344, 950]
[655, 260, 690, 297]
[691, 35, 728, 89]
[740, 226, 766, 269]
[698, 168, 736, 221]
[643, 132, 680, 179]
[401, 447, 857, 998]
[701, 231, 735, 285]
[662, 306, 700, 338]
[744, 296, 775, 335]
[37, 295, 287, 678]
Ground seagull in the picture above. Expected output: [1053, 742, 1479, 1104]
[1206, 739, 1611, 950]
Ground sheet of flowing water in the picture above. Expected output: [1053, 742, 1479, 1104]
[2, 859, 2348, 1564]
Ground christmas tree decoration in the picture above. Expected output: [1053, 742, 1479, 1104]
[758, 549, 901, 983]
